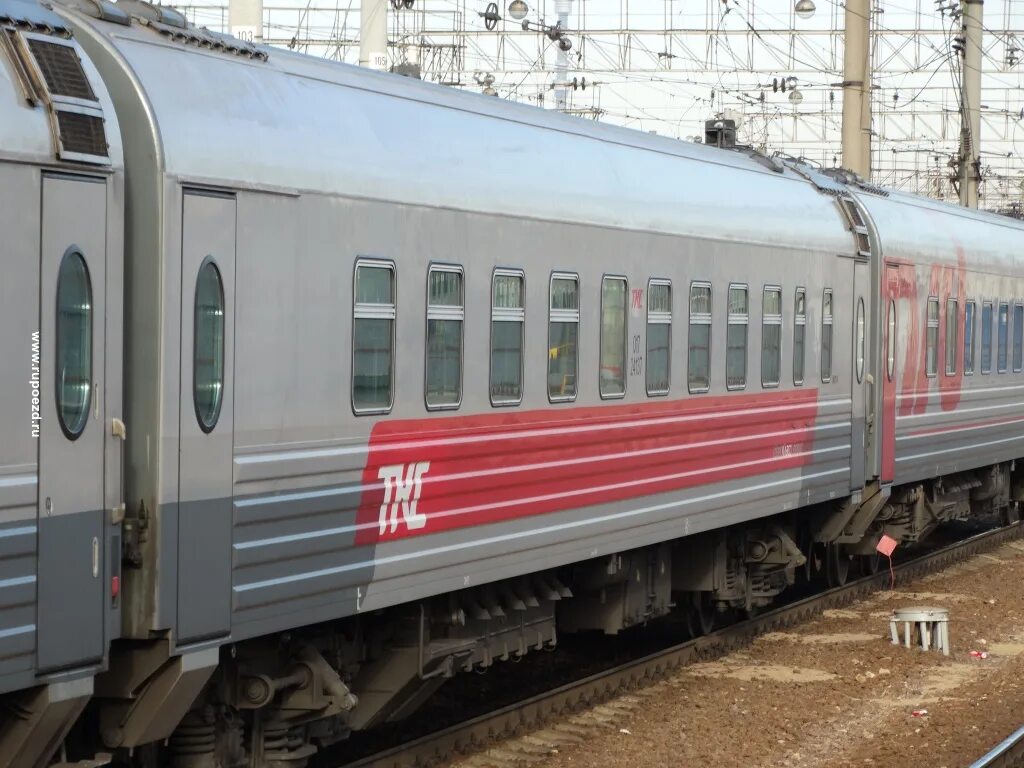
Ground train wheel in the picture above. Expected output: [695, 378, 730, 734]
[687, 592, 716, 636]
[804, 541, 826, 582]
[826, 543, 851, 588]
[1002, 502, 1021, 526]
[861, 551, 882, 576]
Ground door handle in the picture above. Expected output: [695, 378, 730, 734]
[111, 418, 127, 440]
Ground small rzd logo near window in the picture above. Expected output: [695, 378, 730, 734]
[377, 462, 430, 534]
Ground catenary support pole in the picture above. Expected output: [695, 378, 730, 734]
[359, 0, 388, 70]
[958, 0, 983, 207]
[841, 0, 871, 178]
[228, 0, 263, 43]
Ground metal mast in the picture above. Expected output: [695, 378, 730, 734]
[958, 0, 983, 207]
[841, 0, 871, 177]
[359, 0, 388, 69]
[228, 0, 262, 42]
[553, 0, 572, 109]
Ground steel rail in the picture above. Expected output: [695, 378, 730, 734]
[970, 725, 1024, 768]
[340, 522, 1024, 768]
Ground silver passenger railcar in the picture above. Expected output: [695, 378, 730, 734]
[2, 0, 1024, 762]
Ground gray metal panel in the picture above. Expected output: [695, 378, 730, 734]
[217, 186, 858, 640]
[36, 174, 108, 672]
[894, 383, 1024, 483]
[0, 520, 37, 689]
[177, 498, 231, 642]
[0, 163, 41, 533]
[36, 511, 105, 670]
[227, 391, 852, 639]
[176, 190, 236, 644]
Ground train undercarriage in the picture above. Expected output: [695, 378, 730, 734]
[10, 460, 1022, 768]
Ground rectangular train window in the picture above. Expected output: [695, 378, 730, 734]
[600, 276, 628, 398]
[925, 297, 939, 377]
[352, 260, 396, 414]
[944, 298, 957, 376]
[425, 265, 464, 409]
[726, 284, 748, 390]
[646, 280, 672, 396]
[762, 286, 782, 388]
[998, 302, 1009, 373]
[982, 301, 993, 374]
[688, 282, 712, 393]
[1014, 304, 1023, 372]
[821, 289, 833, 383]
[491, 270, 525, 405]
[548, 273, 579, 402]
[794, 288, 806, 386]
[964, 300, 975, 374]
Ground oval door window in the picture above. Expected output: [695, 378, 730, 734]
[55, 249, 93, 439]
[193, 258, 225, 432]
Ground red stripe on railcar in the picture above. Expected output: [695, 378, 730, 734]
[355, 388, 821, 544]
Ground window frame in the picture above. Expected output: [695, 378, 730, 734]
[794, 287, 806, 386]
[964, 299, 976, 375]
[599, 274, 628, 400]
[761, 285, 782, 389]
[726, 283, 749, 391]
[982, 301, 994, 374]
[193, 255, 225, 433]
[821, 288, 834, 384]
[944, 297, 958, 377]
[1014, 302, 1024, 373]
[925, 296, 939, 378]
[548, 271, 580, 403]
[351, 257, 397, 416]
[646, 278, 672, 397]
[423, 262, 465, 411]
[998, 301, 1010, 373]
[489, 267, 526, 407]
[55, 246, 94, 440]
[687, 281, 713, 394]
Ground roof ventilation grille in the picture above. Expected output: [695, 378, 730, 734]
[26, 37, 97, 100]
[13, 31, 110, 165]
[55, 110, 108, 157]
[840, 196, 872, 257]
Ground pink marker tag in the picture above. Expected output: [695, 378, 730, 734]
[876, 534, 898, 557]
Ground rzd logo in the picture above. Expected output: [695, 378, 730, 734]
[377, 462, 430, 534]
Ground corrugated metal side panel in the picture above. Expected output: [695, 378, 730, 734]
[894, 384, 1024, 483]
[228, 394, 852, 640]
[0, 497, 37, 687]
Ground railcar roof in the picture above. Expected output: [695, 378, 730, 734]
[52, 0, 859, 254]
[854, 187, 1024, 275]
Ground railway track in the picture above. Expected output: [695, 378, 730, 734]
[339, 522, 1024, 768]
[971, 725, 1024, 768]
